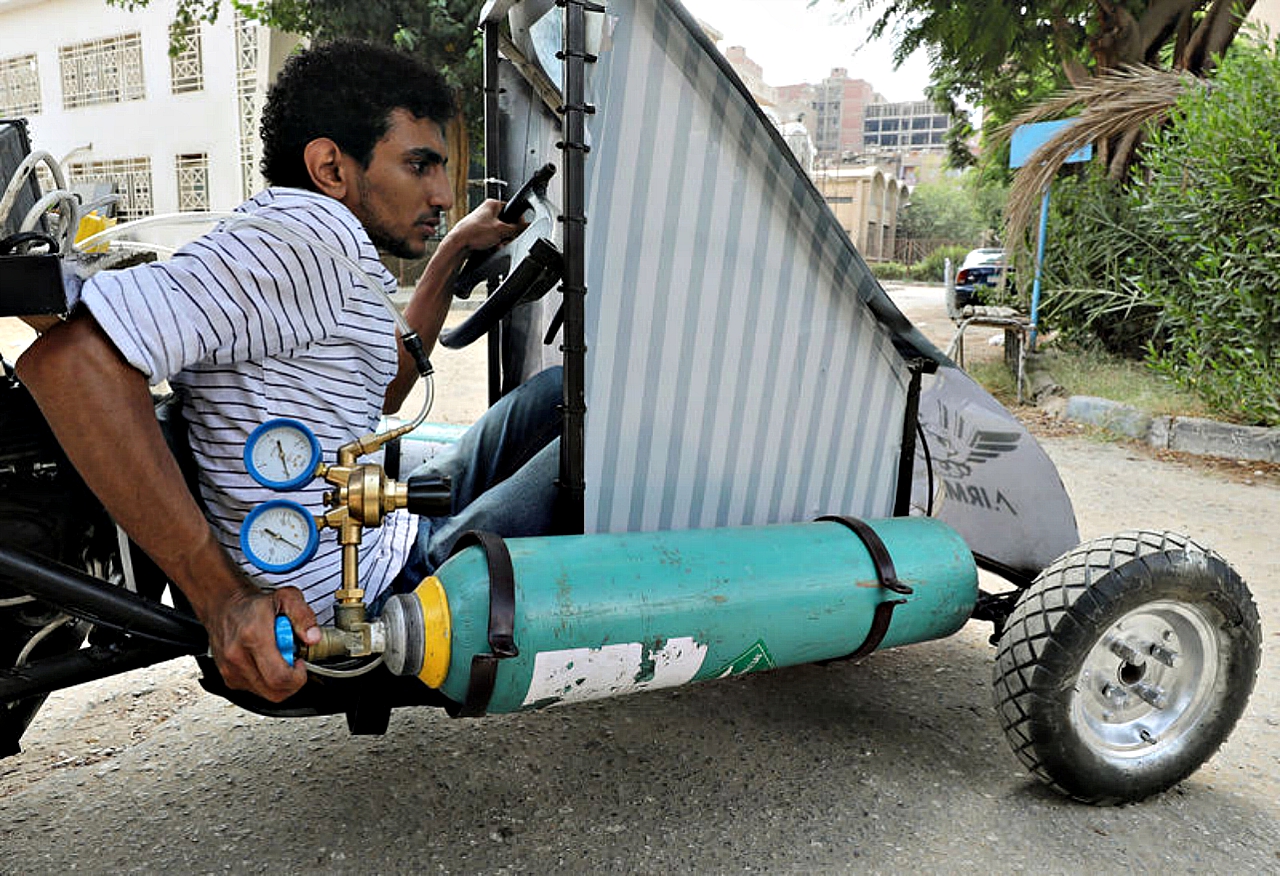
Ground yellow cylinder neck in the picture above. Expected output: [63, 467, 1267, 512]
[413, 576, 452, 689]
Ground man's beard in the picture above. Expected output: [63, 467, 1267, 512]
[365, 222, 421, 260]
[357, 175, 433, 260]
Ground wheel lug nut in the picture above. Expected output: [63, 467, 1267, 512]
[1148, 642, 1179, 667]
[1133, 681, 1169, 710]
[1109, 638, 1143, 664]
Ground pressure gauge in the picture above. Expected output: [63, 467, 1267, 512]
[239, 500, 320, 574]
[244, 418, 322, 491]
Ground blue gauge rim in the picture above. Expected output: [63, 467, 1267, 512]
[243, 418, 322, 491]
[239, 499, 320, 574]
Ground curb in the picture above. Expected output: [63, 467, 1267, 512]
[1062, 395, 1280, 463]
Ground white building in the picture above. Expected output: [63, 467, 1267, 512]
[0, 0, 299, 219]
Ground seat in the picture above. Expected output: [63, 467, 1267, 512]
[945, 304, 1031, 404]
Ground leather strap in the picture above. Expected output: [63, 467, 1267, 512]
[446, 531, 518, 718]
[815, 515, 913, 595]
[816, 515, 913, 660]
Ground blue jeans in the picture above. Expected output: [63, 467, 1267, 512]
[391, 365, 563, 590]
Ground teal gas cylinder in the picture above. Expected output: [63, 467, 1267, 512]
[390, 518, 977, 714]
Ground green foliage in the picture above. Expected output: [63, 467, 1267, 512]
[1035, 343, 1213, 419]
[1035, 39, 1280, 425]
[834, 1, 1253, 180]
[1036, 169, 1175, 356]
[868, 245, 969, 283]
[1134, 39, 1280, 425]
[912, 244, 969, 282]
[870, 261, 911, 281]
[898, 172, 1007, 244]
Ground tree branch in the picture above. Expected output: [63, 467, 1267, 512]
[1183, 0, 1257, 71]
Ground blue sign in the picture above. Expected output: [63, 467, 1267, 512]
[1009, 119, 1093, 169]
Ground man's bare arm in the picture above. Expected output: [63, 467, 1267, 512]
[16, 313, 319, 702]
[384, 200, 521, 414]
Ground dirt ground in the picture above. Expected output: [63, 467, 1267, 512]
[2, 292, 1277, 872]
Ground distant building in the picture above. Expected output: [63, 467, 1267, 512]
[862, 99, 950, 152]
[778, 119, 815, 174]
[723, 45, 777, 108]
[811, 165, 907, 261]
[846, 147, 949, 187]
[777, 68, 882, 160]
[0, 0, 300, 218]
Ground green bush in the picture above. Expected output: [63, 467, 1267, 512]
[871, 261, 911, 281]
[910, 244, 969, 283]
[1032, 38, 1280, 425]
[1037, 172, 1175, 357]
[1135, 38, 1280, 425]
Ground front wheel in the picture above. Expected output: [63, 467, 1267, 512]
[992, 531, 1261, 804]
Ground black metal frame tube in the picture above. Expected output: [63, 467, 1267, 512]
[1, 641, 187, 703]
[483, 21, 505, 407]
[558, 0, 594, 534]
[0, 546, 207, 650]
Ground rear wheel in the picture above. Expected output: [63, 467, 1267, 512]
[992, 531, 1260, 804]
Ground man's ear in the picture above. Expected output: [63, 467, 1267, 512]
[303, 138, 351, 200]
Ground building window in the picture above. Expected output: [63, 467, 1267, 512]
[175, 153, 209, 211]
[170, 24, 204, 94]
[0, 54, 41, 116]
[59, 33, 145, 109]
[66, 157, 153, 220]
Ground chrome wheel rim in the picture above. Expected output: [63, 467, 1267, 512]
[1072, 600, 1222, 760]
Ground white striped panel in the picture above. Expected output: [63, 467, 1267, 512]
[583, 0, 908, 533]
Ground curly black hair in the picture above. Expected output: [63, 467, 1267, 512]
[259, 39, 456, 190]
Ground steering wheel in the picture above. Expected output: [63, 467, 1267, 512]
[439, 236, 563, 349]
[451, 163, 557, 299]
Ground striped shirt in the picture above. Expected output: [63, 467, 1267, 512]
[81, 187, 416, 622]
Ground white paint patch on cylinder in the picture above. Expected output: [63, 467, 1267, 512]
[521, 637, 707, 707]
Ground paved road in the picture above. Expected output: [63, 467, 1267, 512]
[2, 292, 1277, 873]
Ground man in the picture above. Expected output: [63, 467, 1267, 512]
[16, 41, 562, 704]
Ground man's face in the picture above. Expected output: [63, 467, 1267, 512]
[346, 108, 454, 259]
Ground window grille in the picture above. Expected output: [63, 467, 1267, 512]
[170, 24, 204, 94]
[66, 157, 153, 220]
[59, 33, 145, 109]
[234, 12, 260, 199]
[0, 54, 41, 116]
[175, 153, 209, 211]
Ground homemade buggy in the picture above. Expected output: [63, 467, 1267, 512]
[0, 0, 1261, 805]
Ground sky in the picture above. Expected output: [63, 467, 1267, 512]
[679, 0, 935, 101]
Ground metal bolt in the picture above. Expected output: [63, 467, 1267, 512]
[1133, 681, 1169, 710]
[1148, 642, 1179, 668]
[1101, 683, 1130, 707]
[1109, 637, 1144, 665]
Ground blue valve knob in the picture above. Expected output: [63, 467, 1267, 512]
[275, 615, 296, 667]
